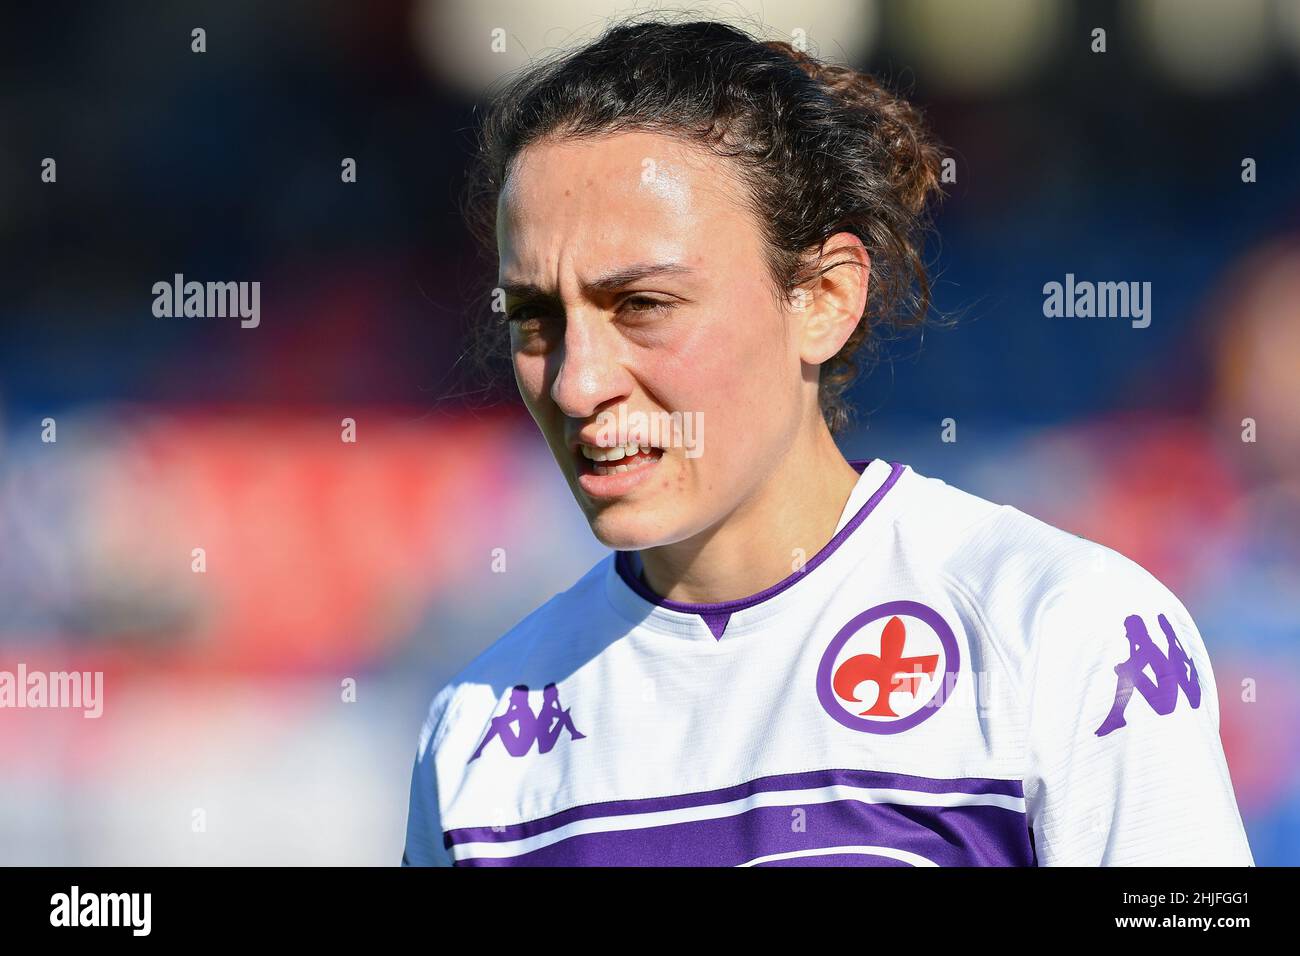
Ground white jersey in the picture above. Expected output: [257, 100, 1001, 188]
[403, 458, 1253, 866]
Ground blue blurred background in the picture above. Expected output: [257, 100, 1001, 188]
[1, 0, 1297, 864]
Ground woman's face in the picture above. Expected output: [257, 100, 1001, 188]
[497, 129, 828, 550]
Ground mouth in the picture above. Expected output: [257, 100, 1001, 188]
[570, 440, 667, 500]
[575, 442, 665, 477]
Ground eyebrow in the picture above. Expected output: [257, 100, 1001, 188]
[500, 262, 696, 300]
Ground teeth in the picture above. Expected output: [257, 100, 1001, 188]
[586, 447, 661, 476]
[580, 443, 656, 461]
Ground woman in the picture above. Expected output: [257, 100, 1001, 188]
[403, 18, 1252, 866]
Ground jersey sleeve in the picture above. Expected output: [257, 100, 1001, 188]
[402, 684, 458, 867]
[1023, 549, 1253, 866]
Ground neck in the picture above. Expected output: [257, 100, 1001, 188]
[637, 425, 861, 605]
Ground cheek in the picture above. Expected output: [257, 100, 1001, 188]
[512, 353, 551, 415]
[667, 296, 793, 420]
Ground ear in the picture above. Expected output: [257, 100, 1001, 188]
[794, 232, 870, 366]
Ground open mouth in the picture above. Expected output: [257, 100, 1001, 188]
[576, 443, 665, 476]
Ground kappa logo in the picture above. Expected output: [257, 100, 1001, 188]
[1095, 613, 1202, 737]
[816, 601, 961, 734]
[469, 683, 586, 761]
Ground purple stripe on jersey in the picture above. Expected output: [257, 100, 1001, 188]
[756, 853, 913, 867]
[444, 766, 1023, 848]
[613, 459, 905, 640]
[454, 800, 1034, 867]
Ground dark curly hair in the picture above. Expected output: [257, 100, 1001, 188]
[461, 16, 945, 434]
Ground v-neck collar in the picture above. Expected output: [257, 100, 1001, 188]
[607, 459, 905, 641]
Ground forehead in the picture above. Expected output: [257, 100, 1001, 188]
[496, 129, 755, 274]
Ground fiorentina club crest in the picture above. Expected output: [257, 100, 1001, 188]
[816, 601, 961, 734]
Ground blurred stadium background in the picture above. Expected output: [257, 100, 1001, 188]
[1, 0, 1297, 864]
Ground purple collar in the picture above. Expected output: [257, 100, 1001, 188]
[613, 459, 905, 639]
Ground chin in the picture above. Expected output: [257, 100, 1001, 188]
[583, 505, 677, 551]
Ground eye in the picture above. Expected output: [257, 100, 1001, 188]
[505, 303, 557, 329]
[620, 295, 673, 316]
[506, 304, 561, 354]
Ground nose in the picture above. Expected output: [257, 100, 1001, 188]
[548, 311, 631, 420]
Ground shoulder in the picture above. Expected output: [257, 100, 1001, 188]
[891, 464, 1114, 591]
[894, 464, 1209, 685]
[412, 553, 615, 758]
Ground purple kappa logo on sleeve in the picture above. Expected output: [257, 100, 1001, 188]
[469, 683, 587, 761]
[1095, 613, 1202, 737]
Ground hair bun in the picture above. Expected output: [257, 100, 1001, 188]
[763, 40, 943, 218]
